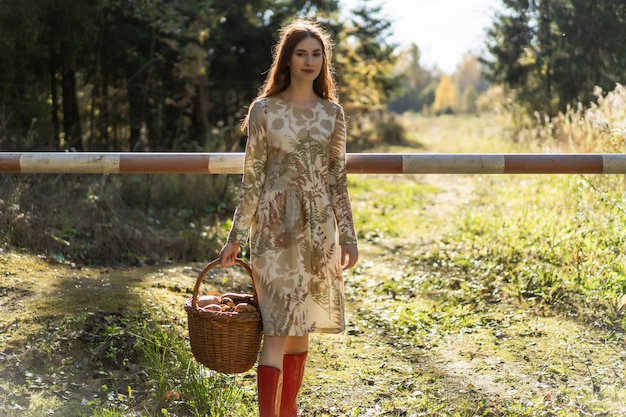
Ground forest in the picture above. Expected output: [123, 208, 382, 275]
[1, 0, 623, 154]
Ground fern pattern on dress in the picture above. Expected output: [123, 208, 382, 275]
[227, 96, 357, 336]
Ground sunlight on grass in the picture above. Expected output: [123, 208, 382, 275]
[398, 113, 524, 153]
[348, 175, 439, 242]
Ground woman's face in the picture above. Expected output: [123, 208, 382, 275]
[289, 37, 324, 83]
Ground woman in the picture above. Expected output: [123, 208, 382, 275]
[219, 18, 358, 417]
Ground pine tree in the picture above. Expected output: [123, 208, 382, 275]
[483, 0, 626, 115]
[335, 0, 399, 114]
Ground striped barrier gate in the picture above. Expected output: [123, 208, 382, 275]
[1, 152, 626, 174]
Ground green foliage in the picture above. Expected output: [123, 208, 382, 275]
[400, 168, 626, 332]
[347, 169, 625, 415]
[336, 0, 400, 115]
[460, 84, 479, 114]
[389, 48, 488, 116]
[483, 0, 626, 116]
[8, 306, 254, 416]
[341, 110, 626, 415]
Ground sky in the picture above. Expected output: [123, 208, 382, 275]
[340, 0, 503, 74]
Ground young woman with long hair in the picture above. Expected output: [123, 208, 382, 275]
[219, 18, 358, 417]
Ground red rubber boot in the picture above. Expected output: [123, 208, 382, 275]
[257, 365, 283, 417]
[279, 352, 308, 417]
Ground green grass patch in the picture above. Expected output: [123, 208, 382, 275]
[349, 175, 439, 243]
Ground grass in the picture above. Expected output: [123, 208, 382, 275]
[1, 107, 626, 415]
[332, 112, 625, 415]
[0, 255, 258, 417]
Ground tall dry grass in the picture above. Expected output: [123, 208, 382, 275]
[509, 83, 626, 153]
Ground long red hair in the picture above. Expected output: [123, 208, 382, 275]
[242, 19, 338, 130]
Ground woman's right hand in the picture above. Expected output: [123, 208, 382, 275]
[219, 241, 240, 267]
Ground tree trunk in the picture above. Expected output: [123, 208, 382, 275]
[61, 44, 82, 150]
[195, 77, 211, 146]
[49, 48, 60, 148]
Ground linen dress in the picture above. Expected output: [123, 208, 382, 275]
[226, 96, 357, 337]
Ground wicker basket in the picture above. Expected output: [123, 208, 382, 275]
[185, 258, 262, 374]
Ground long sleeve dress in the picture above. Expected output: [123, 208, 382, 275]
[226, 96, 357, 337]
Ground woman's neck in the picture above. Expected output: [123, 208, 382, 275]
[282, 83, 317, 104]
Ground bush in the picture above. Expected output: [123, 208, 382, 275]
[347, 110, 408, 151]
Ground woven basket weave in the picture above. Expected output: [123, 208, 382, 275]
[185, 258, 262, 374]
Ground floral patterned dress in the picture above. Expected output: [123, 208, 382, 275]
[227, 96, 357, 336]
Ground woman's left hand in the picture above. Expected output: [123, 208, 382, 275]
[340, 244, 359, 270]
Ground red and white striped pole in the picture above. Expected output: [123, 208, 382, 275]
[1, 152, 625, 174]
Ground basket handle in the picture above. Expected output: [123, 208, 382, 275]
[191, 258, 256, 309]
